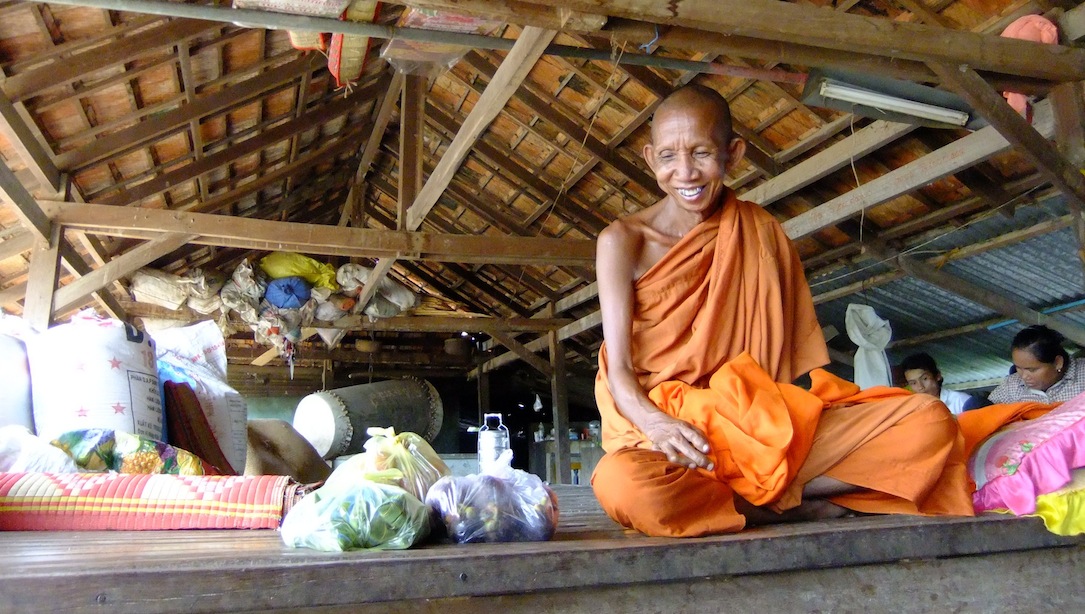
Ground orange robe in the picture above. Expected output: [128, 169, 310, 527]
[591, 194, 974, 537]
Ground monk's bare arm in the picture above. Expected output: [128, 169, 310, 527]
[596, 220, 713, 470]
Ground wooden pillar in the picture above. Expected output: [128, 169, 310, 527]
[398, 73, 426, 230]
[477, 369, 491, 415]
[548, 306, 571, 484]
[23, 225, 61, 331]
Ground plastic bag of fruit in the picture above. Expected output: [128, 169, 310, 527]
[281, 468, 431, 552]
[425, 451, 559, 543]
[328, 427, 450, 501]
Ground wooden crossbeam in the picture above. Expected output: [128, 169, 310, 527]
[40, 201, 595, 266]
[783, 98, 1056, 240]
[515, 0, 1085, 81]
[356, 26, 557, 314]
[52, 234, 193, 315]
[54, 55, 318, 171]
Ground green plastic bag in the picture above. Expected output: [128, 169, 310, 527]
[280, 475, 431, 552]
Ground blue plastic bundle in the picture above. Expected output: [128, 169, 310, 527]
[264, 276, 312, 309]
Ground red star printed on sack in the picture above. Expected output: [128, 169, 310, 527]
[108, 357, 122, 369]
[76, 407, 89, 418]
[112, 403, 126, 415]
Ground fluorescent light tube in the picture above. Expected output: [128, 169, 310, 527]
[819, 80, 969, 127]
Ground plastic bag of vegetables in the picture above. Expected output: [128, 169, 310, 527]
[328, 427, 450, 501]
[280, 468, 431, 552]
[426, 452, 559, 543]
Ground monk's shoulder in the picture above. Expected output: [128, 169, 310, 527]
[599, 211, 651, 251]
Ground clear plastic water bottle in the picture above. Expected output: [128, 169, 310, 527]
[477, 412, 510, 473]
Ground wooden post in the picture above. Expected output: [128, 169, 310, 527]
[548, 305, 571, 484]
[22, 225, 62, 331]
[398, 73, 426, 230]
[477, 369, 491, 414]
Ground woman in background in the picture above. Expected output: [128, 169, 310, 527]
[988, 325, 1085, 404]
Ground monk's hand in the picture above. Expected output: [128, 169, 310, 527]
[642, 413, 714, 471]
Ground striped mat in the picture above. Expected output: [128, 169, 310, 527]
[0, 472, 299, 530]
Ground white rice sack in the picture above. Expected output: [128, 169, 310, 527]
[27, 311, 163, 442]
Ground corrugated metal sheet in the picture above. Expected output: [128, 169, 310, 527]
[814, 194, 1085, 392]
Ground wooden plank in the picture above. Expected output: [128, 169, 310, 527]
[357, 27, 556, 317]
[405, 27, 557, 231]
[0, 281, 27, 307]
[0, 90, 60, 192]
[102, 75, 389, 207]
[475, 310, 601, 374]
[525, 0, 1085, 81]
[352, 258, 396, 319]
[402, 0, 607, 30]
[463, 51, 659, 197]
[51, 234, 193, 315]
[929, 63, 1085, 214]
[56, 241, 126, 320]
[184, 120, 373, 215]
[0, 230, 34, 261]
[0, 19, 221, 102]
[0, 157, 51, 242]
[338, 72, 404, 227]
[549, 324, 572, 485]
[782, 98, 1056, 240]
[490, 329, 554, 376]
[1051, 81, 1085, 169]
[0, 509, 1078, 613]
[21, 226, 61, 330]
[40, 201, 596, 266]
[399, 74, 426, 230]
[53, 55, 318, 171]
[740, 120, 918, 206]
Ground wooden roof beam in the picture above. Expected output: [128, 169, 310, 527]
[54, 54, 321, 171]
[102, 74, 389, 207]
[400, 0, 606, 31]
[356, 26, 557, 313]
[41, 201, 594, 266]
[1, 18, 221, 103]
[339, 72, 404, 227]
[929, 63, 1085, 281]
[782, 98, 1056, 240]
[536, 0, 1085, 82]
[462, 50, 660, 196]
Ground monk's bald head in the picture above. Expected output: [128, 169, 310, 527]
[651, 84, 734, 146]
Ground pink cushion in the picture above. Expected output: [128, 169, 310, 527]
[970, 391, 1085, 514]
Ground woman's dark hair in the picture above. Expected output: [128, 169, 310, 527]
[1011, 325, 1070, 365]
[901, 352, 940, 376]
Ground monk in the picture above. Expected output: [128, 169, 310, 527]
[590, 84, 975, 537]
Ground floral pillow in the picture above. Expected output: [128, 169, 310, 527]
[969, 392, 1085, 515]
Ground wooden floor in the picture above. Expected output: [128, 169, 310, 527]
[2, 485, 1084, 613]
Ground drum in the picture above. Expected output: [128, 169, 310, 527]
[292, 377, 443, 459]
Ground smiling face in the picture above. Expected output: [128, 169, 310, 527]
[1011, 347, 1065, 392]
[643, 90, 745, 218]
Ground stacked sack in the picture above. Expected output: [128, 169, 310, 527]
[128, 252, 421, 358]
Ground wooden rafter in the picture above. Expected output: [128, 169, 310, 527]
[40, 201, 595, 266]
[355, 26, 557, 313]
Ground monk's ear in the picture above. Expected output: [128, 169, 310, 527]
[643, 143, 658, 172]
[725, 138, 746, 172]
